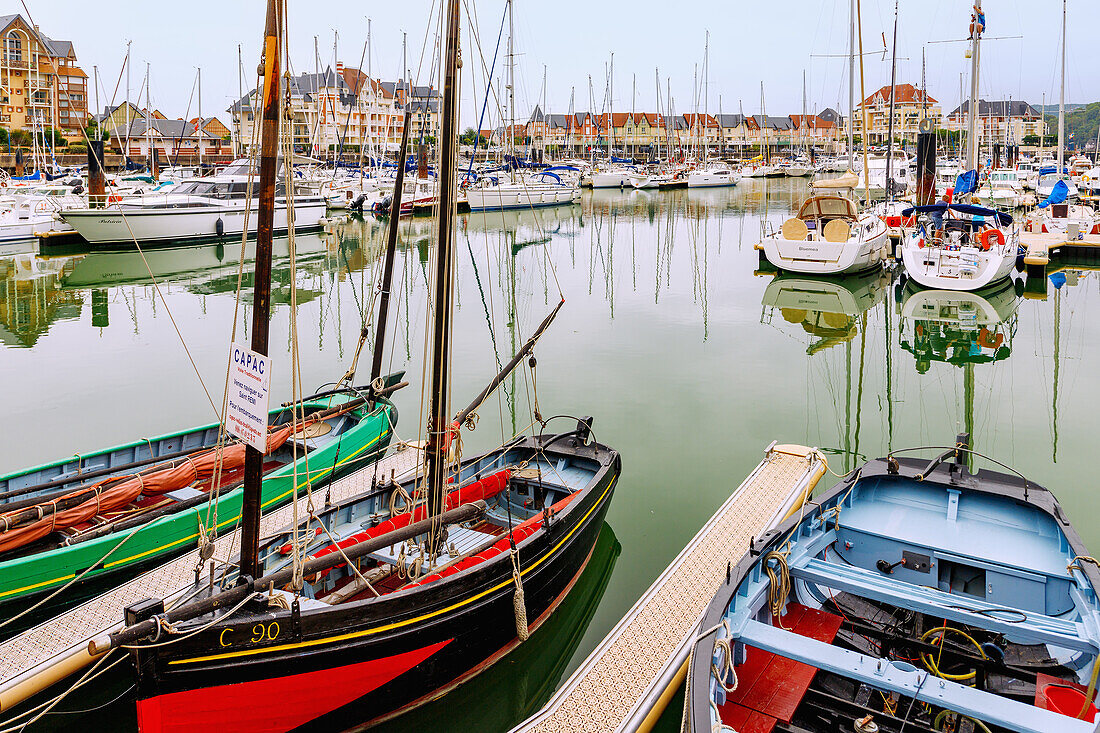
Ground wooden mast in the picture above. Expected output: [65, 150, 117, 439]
[425, 0, 461, 549]
[369, 109, 413, 383]
[240, 0, 282, 580]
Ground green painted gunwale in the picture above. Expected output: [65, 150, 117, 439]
[0, 394, 396, 609]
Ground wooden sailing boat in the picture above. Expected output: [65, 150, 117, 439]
[100, 3, 620, 731]
[0, 68, 403, 623]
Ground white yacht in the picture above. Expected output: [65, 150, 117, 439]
[760, 188, 889, 275]
[854, 150, 913, 198]
[1026, 200, 1100, 237]
[686, 164, 741, 188]
[974, 169, 1027, 208]
[464, 170, 579, 211]
[0, 185, 83, 245]
[588, 167, 634, 188]
[1036, 171, 1079, 201]
[898, 203, 1018, 291]
[62, 159, 327, 246]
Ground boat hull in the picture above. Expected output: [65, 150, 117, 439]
[761, 224, 889, 276]
[61, 200, 328, 246]
[130, 439, 620, 733]
[0, 396, 396, 623]
[899, 234, 1017, 291]
[590, 171, 632, 188]
[465, 185, 579, 211]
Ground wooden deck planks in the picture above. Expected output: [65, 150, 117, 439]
[0, 444, 424, 713]
[515, 444, 827, 733]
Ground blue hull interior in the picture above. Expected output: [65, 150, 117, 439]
[695, 463, 1100, 733]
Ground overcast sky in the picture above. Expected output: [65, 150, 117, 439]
[23, 0, 1100, 127]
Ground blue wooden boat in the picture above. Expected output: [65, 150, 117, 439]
[686, 434, 1100, 732]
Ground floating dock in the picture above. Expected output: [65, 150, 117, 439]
[0, 444, 424, 715]
[515, 443, 827, 733]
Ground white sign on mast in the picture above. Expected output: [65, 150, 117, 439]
[226, 342, 271, 453]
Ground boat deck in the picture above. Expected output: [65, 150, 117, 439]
[0, 443, 424, 714]
[514, 443, 827, 733]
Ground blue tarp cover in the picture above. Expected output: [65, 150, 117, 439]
[1038, 179, 1070, 209]
[953, 169, 978, 196]
[901, 202, 1013, 226]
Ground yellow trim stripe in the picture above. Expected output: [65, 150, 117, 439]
[169, 474, 618, 665]
[0, 422, 389, 599]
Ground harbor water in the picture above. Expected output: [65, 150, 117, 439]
[2, 178, 1097, 731]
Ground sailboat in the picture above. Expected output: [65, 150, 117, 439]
[759, 0, 889, 276]
[99, 4, 621, 732]
[897, 2, 1017, 292]
[0, 140, 403, 620]
[464, 0, 579, 212]
[686, 34, 740, 189]
[1026, 1, 1100, 237]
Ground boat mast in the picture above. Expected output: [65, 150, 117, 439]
[125, 41, 131, 162]
[966, 1, 982, 171]
[608, 53, 614, 160]
[703, 30, 709, 161]
[240, 0, 282, 580]
[369, 111, 412, 383]
[507, 0, 514, 168]
[801, 69, 806, 156]
[237, 46, 244, 157]
[847, 0, 855, 170]
[145, 63, 152, 175]
[425, 0, 462, 550]
[1058, 0, 1065, 178]
[885, 0, 898, 202]
[197, 68, 203, 168]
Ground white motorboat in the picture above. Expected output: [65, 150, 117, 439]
[686, 164, 741, 188]
[1025, 201, 1100, 236]
[628, 172, 660, 189]
[974, 169, 1027, 208]
[740, 163, 775, 179]
[898, 203, 1018, 291]
[854, 150, 913, 198]
[760, 192, 889, 275]
[464, 172, 579, 211]
[61, 159, 327, 246]
[589, 167, 634, 188]
[1036, 171, 1079, 201]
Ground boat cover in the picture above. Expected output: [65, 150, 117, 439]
[901, 203, 1013, 226]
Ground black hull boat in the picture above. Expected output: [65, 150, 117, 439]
[684, 435, 1100, 733]
[120, 429, 619, 732]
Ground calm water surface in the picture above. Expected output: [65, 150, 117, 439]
[2, 178, 1097, 731]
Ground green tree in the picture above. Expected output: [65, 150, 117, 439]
[1022, 134, 1040, 146]
[459, 127, 478, 145]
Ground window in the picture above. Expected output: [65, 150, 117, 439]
[4, 32, 21, 62]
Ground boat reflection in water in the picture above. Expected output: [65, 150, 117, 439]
[896, 279, 1019, 374]
[761, 269, 891, 355]
[0, 253, 81, 348]
[371, 523, 621, 733]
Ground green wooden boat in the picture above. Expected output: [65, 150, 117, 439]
[0, 389, 398, 625]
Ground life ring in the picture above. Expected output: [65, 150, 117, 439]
[978, 229, 1004, 250]
[977, 327, 1003, 349]
[107, 194, 121, 204]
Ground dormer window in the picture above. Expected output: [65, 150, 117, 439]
[4, 32, 21, 62]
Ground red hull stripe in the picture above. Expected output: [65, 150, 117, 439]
[137, 639, 451, 733]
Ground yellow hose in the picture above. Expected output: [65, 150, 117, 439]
[933, 709, 993, 733]
[1079, 653, 1100, 720]
[920, 626, 986, 682]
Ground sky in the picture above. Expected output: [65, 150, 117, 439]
[20, 0, 1100, 129]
